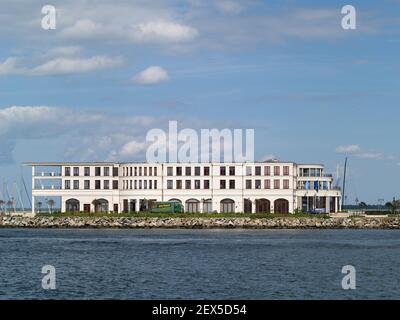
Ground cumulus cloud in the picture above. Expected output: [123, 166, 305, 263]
[0, 106, 160, 163]
[61, 19, 199, 43]
[133, 66, 170, 85]
[45, 46, 82, 58]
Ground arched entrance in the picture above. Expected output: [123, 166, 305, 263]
[203, 199, 212, 213]
[256, 199, 270, 213]
[168, 198, 182, 203]
[220, 199, 235, 213]
[66, 199, 80, 212]
[274, 198, 289, 214]
[186, 199, 200, 213]
[244, 199, 252, 213]
[94, 199, 109, 213]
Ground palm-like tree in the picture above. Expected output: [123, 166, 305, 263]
[36, 201, 43, 213]
[91, 199, 100, 214]
[47, 199, 55, 214]
[385, 198, 399, 215]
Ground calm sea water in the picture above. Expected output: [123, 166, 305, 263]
[0, 228, 399, 300]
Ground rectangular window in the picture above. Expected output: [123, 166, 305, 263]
[134, 167, 138, 176]
[149, 180, 152, 189]
[274, 166, 280, 176]
[167, 180, 173, 189]
[95, 180, 101, 189]
[139, 180, 142, 189]
[104, 180, 109, 190]
[246, 167, 252, 176]
[229, 166, 235, 176]
[264, 179, 270, 189]
[73, 180, 79, 189]
[185, 167, 191, 176]
[229, 180, 235, 189]
[95, 167, 101, 176]
[130, 167, 132, 176]
[264, 166, 270, 176]
[84, 167, 90, 176]
[255, 166, 261, 176]
[195, 180, 201, 189]
[144, 167, 147, 176]
[104, 167, 110, 176]
[220, 166, 226, 176]
[65, 167, 71, 176]
[113, 180, 118, 190]
[144, 180, 147, 189]
[283, 179, 289, 189]
[149, 167, 152, 176]
[204, 167, 210, 176]
[84, 180, 90, 189]
[113, 167, 118, 177]
[246, 180, 252, 189]
[176, 167, 182, 176]
[65, 180, 70, 189]
[220, 180, 226, 189]
[176, 180, 182, 189]
[185, 180, 191, 189]
[283, 166, 289, 176]
[154, 167, 157, 176]
[274, 179, 280, 189]
[204, 180, 210, 189]
[167, 167, 173, 176]
[255, 180, 261, 189]
[134, 180, 137, 189]
[154, 180, 157, 189]
[195, 167, 200, 176]
[139, 167, 142, 176]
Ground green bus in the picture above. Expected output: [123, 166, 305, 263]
[150, 201, 184, 214]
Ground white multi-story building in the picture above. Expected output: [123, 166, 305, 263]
[29, 161, 342, 214]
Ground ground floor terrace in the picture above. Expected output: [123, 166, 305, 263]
[50, 195, 341, 214]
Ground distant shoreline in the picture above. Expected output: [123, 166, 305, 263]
[1, 216, 400, 229]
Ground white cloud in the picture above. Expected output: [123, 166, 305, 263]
[61, 19, 199, 43]
[30, 55, 124, 76]
[120, 140, 148, 157]
[336, 144, 385, 161]
[45, 46, 82, 58]
[336, 145, 361, 153]
[0, 57, 24, 75]
[133, 66, 170, 85]
[215, 1, 244, 14]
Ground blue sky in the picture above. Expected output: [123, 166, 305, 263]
[0, 0, 399, 204]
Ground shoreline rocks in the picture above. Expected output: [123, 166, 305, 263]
[1, 216, 400, 229]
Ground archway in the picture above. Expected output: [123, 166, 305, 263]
[168, 198, 182, 203]
[203, 199, 212, 213]
[220, 199, 235, 213]
[186, 199, 200, 213]
[66, 199, 80, 212]
[244, 199, 252, 213]
[274, 198, 289, 214]
[256, 199, 270, 213]
[94, 198, 109, 213]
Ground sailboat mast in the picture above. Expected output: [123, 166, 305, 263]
[342, 157, 348, 208]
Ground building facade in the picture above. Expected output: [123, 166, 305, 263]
[29, 161, 342, 214]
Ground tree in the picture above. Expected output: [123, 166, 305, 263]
[385, 198, 399, 215]
[0, 200, 4, 213]
[47, 199, 55, 214]
[36, 201, 43, 213]
[6, 200, 13, 213]
[91, 199, 100, 214]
